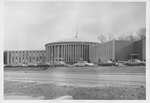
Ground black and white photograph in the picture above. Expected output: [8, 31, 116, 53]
[2, 0, 149, 101]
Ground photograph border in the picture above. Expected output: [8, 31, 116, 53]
[0, 0, 149, 103]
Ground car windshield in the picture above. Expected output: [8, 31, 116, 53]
[83, 61, 88, 63]
[134, 59, 141, 62]
[78, 61, 87, 63]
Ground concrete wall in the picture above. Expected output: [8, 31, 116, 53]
[115, 41, 135, 61]
[142, 37, 146, 60]
[134, 40, 142, 60]
[134, 37, 146, 61]
[89, 39, 145, 63]
[89, 41, 115, 63]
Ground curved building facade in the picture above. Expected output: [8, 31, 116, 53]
[45, 37, 99, 63]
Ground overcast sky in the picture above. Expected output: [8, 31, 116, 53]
[4, 2, 146, 50]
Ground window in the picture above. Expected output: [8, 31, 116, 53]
[19, 58, 21, 63]
[40, 56, 42, 59]
[12, 57, 14, 63]
[30, 57, 31, 62]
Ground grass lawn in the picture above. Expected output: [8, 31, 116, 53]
[4, 81, 146, 100]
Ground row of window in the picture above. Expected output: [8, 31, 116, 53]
[9, 51, 45, 53]
[11, 57, 46, 63]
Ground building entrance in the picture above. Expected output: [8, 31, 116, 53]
[130, 54, 139, 59]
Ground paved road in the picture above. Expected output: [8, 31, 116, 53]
[4, 71, 145, 87]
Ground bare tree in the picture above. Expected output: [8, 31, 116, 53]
[97, 35, 107, 43]
[136, 28, 146, 39]
[117, 30, 138, 41]
[126, 34, 138, 41]
[117, 34, 127, 41]
[107, 33, 115, 41]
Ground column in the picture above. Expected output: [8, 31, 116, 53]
[81, 45, 82, 60]
[64, 45, 66, 62]
[51, 45, 54, 62]
[80, 45, 81, 60]
[57, 45, 59, 61]
[10, 51, 12, 64]
[83, 45, 86, 60]
[75, 44, 76, 62]
[70, 45, 71, 62]
[63, 45, 64, 59]
[48, 46, 50, 62]
[67, 45, 69, 62]
[61, 45, 62, 59]
[49, 46, 51, 62]
[50, 45, 53, 62]
[63, 45, 65, 60]
[68, 45, 70, 63]
[53, 45, 55, 61]
[66, 45, 68, 62]
[73, 45, 74, 63]
[7, 51, 9, 64]
[63, 44, 66, 61]
[77, 45, 79, 61]
[55, 45, 57, 61]
[83, 45, 85, 61]
[47, 46, 49, 62]
[112, 40, 115, 60]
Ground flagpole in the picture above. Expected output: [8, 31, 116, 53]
[75, 26, 78, 38]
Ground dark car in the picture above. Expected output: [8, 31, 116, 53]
[123, 59, 146, 66]
[36, 63, 49, 67]
[98, 61, 117, 66]
[4, 64, 12, 68]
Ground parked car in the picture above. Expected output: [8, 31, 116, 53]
[97, 60, 117, 66]
[4, 64, 12, 68]
[74, 61, 94, 67]
[12, 63, 27, 67]
[36, 63, 49, 67]
[123, 59, 146, 66]
[51, 61, 68, 67]
[27, 63, 37, 67]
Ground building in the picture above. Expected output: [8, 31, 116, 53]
[4, 37, 145, 65]
[89, 37, 146, 63]
[45, 37, 99, 63]
[4, 50, 46, 65]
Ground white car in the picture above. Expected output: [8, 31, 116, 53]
[74, 61, 94, 67]
[27, 63, 37, 67]
[124, 59, 146, 66]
